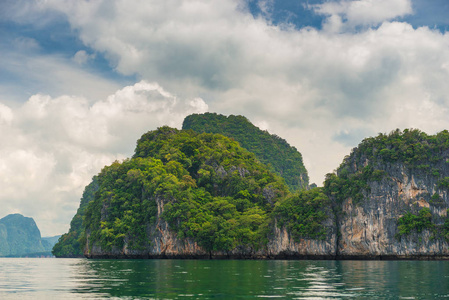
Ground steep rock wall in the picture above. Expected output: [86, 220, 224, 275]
[337, 160, 449, 258]
[268, 219, 337, 258]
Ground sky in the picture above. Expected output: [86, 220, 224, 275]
[0, 0, 449, 236]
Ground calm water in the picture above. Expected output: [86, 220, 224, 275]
[0, 258, 448, 299]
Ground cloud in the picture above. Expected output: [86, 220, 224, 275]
[0, 103, 13, 125]
[32, 0, 449, 184]
[0, 81, 208, 236]
[73, 50, 96, 65]
[11, 37, 41, 52]
[312, 0, 413, 31]
[0, 43, 123, 103]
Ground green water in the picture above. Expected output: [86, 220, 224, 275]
[1, 258, 448, 299]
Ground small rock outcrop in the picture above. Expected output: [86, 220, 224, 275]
[268, 220, 337, 259]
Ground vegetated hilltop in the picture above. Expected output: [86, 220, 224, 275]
[324, 129, 449, 258]
[0, 214, 55, 257]
[52, 177, 99, 257]
[183, 113, 309, 191]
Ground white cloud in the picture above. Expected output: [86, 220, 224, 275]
[12, 37, 41, 52]
[33, 0, 449, 186]
[257, 0, 275, 20]
[0, 47, 123, 103]
[0, 103, 13, 125]
[312, 0, 413, 31]
[0, 81, 208, 236]
[73, 50, 96, 65]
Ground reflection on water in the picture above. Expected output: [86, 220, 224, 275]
[1, 258, 449, 299]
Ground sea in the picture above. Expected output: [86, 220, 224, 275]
[0, 258, 448, 299]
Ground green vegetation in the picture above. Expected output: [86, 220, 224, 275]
[444, 210, 449, 242]
[183, 113, 309, 191]
[396, 208, 433, 237]
[352, 129, 449, 169]
[52, 178, 99, 257]
[324, 129, 449, 206]
[163, 195, 271, 253]
[81, 127, 290, 253]
[82, 158, 167, 251]
[324, 166, 385, 205]
[438, 177, 449, 190]
[274, 188, 331, 241]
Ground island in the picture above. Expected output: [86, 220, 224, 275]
[53, 113, 449, 259]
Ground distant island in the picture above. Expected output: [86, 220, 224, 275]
[53, 113, 449, 259]
[0, 213, 60, 257]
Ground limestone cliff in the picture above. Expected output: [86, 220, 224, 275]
[327, 129, 449, 258]
[267, 219, 337, 258]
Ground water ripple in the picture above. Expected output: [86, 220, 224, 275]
[1, 258, 448, 299]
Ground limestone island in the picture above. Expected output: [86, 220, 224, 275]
[53, 113, 449, 260]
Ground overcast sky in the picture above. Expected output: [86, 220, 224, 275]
[1, 0, 449, 236]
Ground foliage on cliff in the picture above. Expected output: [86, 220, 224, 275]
[354, 129, 449, 170]
[396, 208, 433, 237]
[324, 129, 449, 205]
[182, 113, 309, 191]
[82, 127, 289, 253]
[52, 177, 99, 257]
[274, 188, 331, 241]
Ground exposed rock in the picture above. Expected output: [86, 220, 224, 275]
[335, 143, 449, 258]
[267, 219, 337, 259]
[337, 174, 449, 258]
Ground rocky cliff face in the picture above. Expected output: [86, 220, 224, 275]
[337, 162, 449, 258]
[332, 130, 449, 258]
[267, 219, 337, 258]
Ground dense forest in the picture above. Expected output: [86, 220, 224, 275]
[79, 127, 328, 254]
[183, 113, 309, 191]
